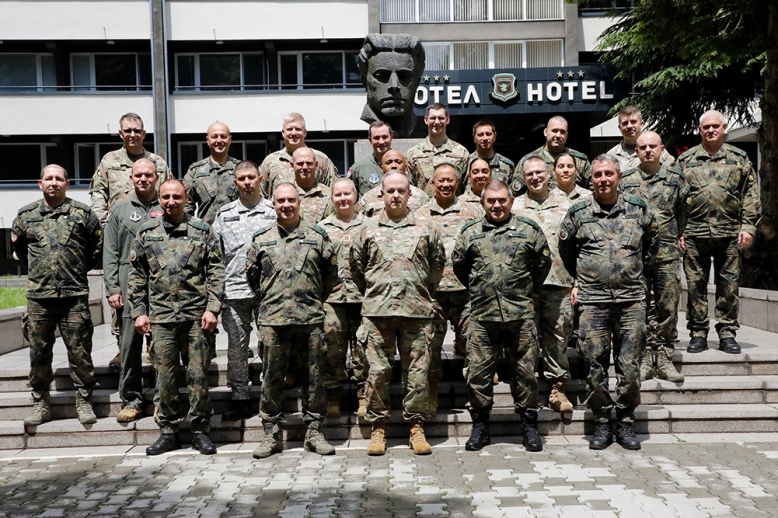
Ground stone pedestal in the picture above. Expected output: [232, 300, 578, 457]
[353, 138, 424, 163]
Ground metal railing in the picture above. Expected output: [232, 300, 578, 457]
[380, 0, 563, 22]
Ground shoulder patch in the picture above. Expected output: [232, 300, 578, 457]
[461, 219, 480, 233]
[518, 216, 542, 232]
[138, 219, 160, 233]
[677, 148, 696, 162]
[666, 164, 684, 176]
[568, 148, 589, 160]
[190, 219, 210, 232]
[311, 224, 330, 240]
[18, 201, 40, 214]
[252, 225, 273, 240]
[497, 155, 515, 167]
[625, 194, 647, 208]
[190, 157, 209, 169]
[726, 144, 748, 158]
[569, 199, 589, 213]
[71, 199, 92, 213]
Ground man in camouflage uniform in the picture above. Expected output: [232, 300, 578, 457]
[406, 103, 469, 195]
[607, 105, 675, 172]
[468, 119, 514, 186]
[360, 150, 429, 216]
[246, 183, 339, 459]
[318, 179, 367, 418]
[417, 164, 481, 415]
[514, 116, 591, 195]
[292, 147, 334, 224]
[13, 165, 102, 427]
[260, 112, 339, 197]
[512, 157, 574, 413]
[183, 122, 241, 225]
[89, 112, 170, 370]
[558, 154, 658, 451]
[212, 161, 277, 421]
[103, 159, 163, 423]
[679, 110, 760, 354]
[351, 171, 446, 456]
[350, 121, 394, 197]
[128, 179, 224, 456]
[453, 180, 551, 452]
[621, 131, 689, 382]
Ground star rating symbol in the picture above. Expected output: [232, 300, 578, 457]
[557, 71, 563, 79]
[567, 70, 574, 78]
[423, 75, 430, 82]
[433, 75, 440, 82]
[443, 75, 450, 82]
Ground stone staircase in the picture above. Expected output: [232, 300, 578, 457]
[1, 316, 778, 450]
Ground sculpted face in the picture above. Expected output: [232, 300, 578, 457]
[366, 52, 416, 119]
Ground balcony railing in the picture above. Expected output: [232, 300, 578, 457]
[380, 0, 564, 23]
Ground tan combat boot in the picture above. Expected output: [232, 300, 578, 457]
[409, 421, 432, 455]
[304, 421, 336, 455]
[75, 392, 97, 425]
[367, 422, 387, 456]
[356, 384, 368, 419]
[116, 407, 143, 423]
[639, 348, 655, 381]
[656, 346, 684, 383]
[253, 424, 283, 459]
[326, 387, 342, 419]
[548, 379, 574, 413]
[428, 380, 439, 418]
[24, 392, 52, 426]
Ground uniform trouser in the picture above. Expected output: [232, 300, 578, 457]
[26, 296, 95, 399]
[259, 324, 326, 426]
[118, 305, 143, 410]
[359, 316, 432, 423]
[323, 302, 364, 389]
[154, 321, 213, 434]
[431, 290, 470, 383]
[467, 319, 539, 413]
[111, 306, 120, 345]
[646, 257, 682, 349]
[535, 285, 573, 381]
[222, 298, 258, 401]
[683, 236, 741, 339]
[577, 300, 645, 423]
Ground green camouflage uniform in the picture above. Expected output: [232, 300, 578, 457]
[512, 191, 574, 381]
[607, 141, 675, 172]
[183, 156, 241, 225]
[452, 214, 551, 412]
[103, 195, 163, 410]
[467, 152, 515, 185]
[89, 147, 171, 225]
[128, 215, 224, 434]
[359, 183, 429, 217]
[558, 194, 658, 423]
[245, 221, 338, 426]
[678, 143, 760, 340]
[417, 197, 481, 376]
[12, 198, 102, 403]
[407, 137, 470, 195]
[260, 147, 339, 198]
[350, 210, 446, 423]
[513, 147, 591, 195]
[297, 182, 335, 224]
[349, 153, 384, 197]
[620, 164, 690, 348]
[319, 213, 367, 389]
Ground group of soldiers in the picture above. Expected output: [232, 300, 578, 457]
[10, 101, 759, 457]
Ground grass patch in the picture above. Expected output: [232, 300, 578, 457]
[0, 287, 27, 310]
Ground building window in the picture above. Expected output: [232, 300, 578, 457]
[0, 54, 56, 92]
[177, 141, 268, 176]
[278, 51, 361, 90]
[75, 143, 123, 183]
[0, 144, 62, 184]
[175, 53, 265, 91]
[306, 140, 355, 176]
[71, 53, 151, 91]
[423, 40, 562, 69]
[380, 0, 563, 22]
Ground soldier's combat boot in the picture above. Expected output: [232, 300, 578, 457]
[409, 421, 432, 455]
[589, 421, 612, 450]
[304, 421, 336, 456]
[428, 380, 439, 418]
[192, 432, 217, 455]
[75, 392, 97, 425]
[687, 336, 708, 353]
[615, 421, 641, 450]
[465, 410, 491, 451]
[24, 392, 52, 426]
[222, 400, 254, 421]
[146, 433, 181, 456]
[356, 383, 368, 419]
[253, 424, 283, 459]
[656, 346, 684, 382]
[326, 387, 342, 419]
[639, 347, 656, 381]
[548, 379, 574, 413]
[116, 406, 143, 423]
[367, 422, 387, 456]
[521, 409, 543, 452]
[109, 348, 121, 373]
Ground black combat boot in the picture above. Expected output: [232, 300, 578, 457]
[146, 433, 182, 456]
[589, 421, 612, 450]
[687, 336, 708, 353]
[192, 432, 217, 455]
[465, 410, 491, 451]
[521, 408, 543, 452]
[222, 400, 254, 421]
[615, 421, 641, 450]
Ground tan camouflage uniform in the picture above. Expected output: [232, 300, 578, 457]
[359, 184, 429, 216]
[514, 147, 591, 194]
[407, 137, 469, 195]
[260, 147, 338, 198]
[457, 192, 485, 217]
[297, 182, 335, 224]
[607, 141, 675, 172]
[467, 152, 514, 185]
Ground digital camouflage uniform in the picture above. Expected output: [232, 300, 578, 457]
[349, 153, 384, 197]
[103, 195, 163, 411]
[677, 143, 760, 340]
[359, 183, 429, 217]
[607, 141, 675, 172]
[128, 215, 224, 434]
[12, 198, 102, 404]
[297, 182, 335, 224]
[452, 214, 551, 414]
[406, 137, 469, 195]
[620, 164, 690, 349]
[260, 147, 339, 198]
[512, 191, 574, 382]
[513, 147, 591, 195]
[245, 221, 338, 426]
[416, 197, 481, 381]
[318, 213, 367, 390]
[467, 152, 515, 185]
[558, 194, 658, 423]
[350, 210, 446, 423]
[183, 156, 241, 225]
[212, 198, 277, 401]
[457, 192, 485, 217]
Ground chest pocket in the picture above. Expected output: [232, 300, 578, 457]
[257, 241, 277, 276]
[580, 218, 605, 246]
[389, 228, 423, 260]
[504, 231, 529, 269]
[144, 240, 165, 273]
[621, 214, 642, 250]
[296, 239, 319, 272]
[57, 215, 80, 246]
[685, 166, 709, 190]
[181, 238, 206, 271]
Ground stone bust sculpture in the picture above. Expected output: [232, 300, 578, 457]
[357, 33, 426, 138]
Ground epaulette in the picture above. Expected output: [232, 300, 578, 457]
[665, 165, 684, 183]
[625, 194, 647, 208]
[677, 147, 697, 162]
[189, 218, 210, 232]
[311, 224, 330, 240]
[227, 156, 241, 165]
[621, 167, 639, 178]
[138, 219, 160, 233]
[251, 225, 273, 239]
[666, 164, 683, 176]
[569, 199, 590, 213]
[18, 201, 40, 214]
[518, 216, 542, 232]
[70, 199, 92, 213]
[568, 148, 590, 161]
[188, 157, 209, 172]
[497, 154, 515, 167]
[724, 144, 748, 158]
[461, 219, 480, 233]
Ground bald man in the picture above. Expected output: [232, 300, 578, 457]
[359, 150, 429, 216]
